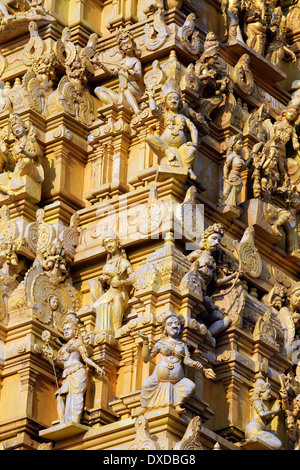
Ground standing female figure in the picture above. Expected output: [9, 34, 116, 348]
[43, 311, 104, 425]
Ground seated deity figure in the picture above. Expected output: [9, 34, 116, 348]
[43, 311, 104, 425]
[84, 230, 134, 335]
[0, 113, 44, 198]
[139, 312, 216, 415]
[94, 28, 144, 117]
[146, 79, 198, 180]
[181, 223, 241, 345]
[245, 375, 282, 449]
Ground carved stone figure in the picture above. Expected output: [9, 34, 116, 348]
[283, 282, 300, 333]
[219, 133, 253, 209]
[49, 28, 98, 126]
[0, 113, 43, 199]
[85, 230, 134, 335]
[94, 28, 144, 117]
[0, 207, 24, 324]
[195, 32, 231, 120]
[0, 0, 46, 22]
[181, 223, 240, 345]
[279, 370, 300, 450]
[5, 209, 80, 331]
[243, 103, 272, 142]
[251, 98, 300, 199]
[42, 312, 104, 425]
[22, 50, 56, 115]
[139, 312, 216, 415]
[262, 284, 287, 311]
[221, 0, 243, 42]
[146, 79, 198, 180]
[244, 0, 268, 56]
[245, 374, 282, 449]
[265, 7, 296, 67]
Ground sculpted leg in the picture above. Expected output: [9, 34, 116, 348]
[113, 292, 125, 330]
[55, 391, 66, 424]
[124, 89, 140, 115]
[146, 134, 176, 164]
[94, 86, 119, 106]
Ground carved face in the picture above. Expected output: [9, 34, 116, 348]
[49, 296, 59, 311]
[205, 233, 222, 252]
[119, 38, 133, 55]
[103, 236, 119, 255]
[286, 107, 298, 123]
[12, 121, 25, 137]
[166, 92, 180, 112]
[290, 289, 300, 310]
[234, 139, 243, 152]
[272, 295, 284, 310]
[261, 385, 271, 401]
[63, 322, 76, 341]
[164, 316, 182, 338]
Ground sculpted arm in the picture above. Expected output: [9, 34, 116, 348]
[185, 118, 198, 146]
[223, 153, 233, 181]
[78, 343, 105, 376]
[292, 128, 300, 152]
[183, 345, 216, 379]
[139, 332, 160, 363]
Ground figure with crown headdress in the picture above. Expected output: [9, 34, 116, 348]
[181, 223, 241, 345]
[139, 311, 216, 415]
[84, 229, 134, 335]
[218, 133, 254, 209]
[42, 311, 104, 425]
[194, 32, 230, 121]
[146, 78, 198, 180]
[251, 98, 300, 199]
[94, 29, 144, 117]
[244, 374, 282, 449]
[0, 113, 43, 198]
[265, 7, 296, 67]
[221, 0, 244, 43]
